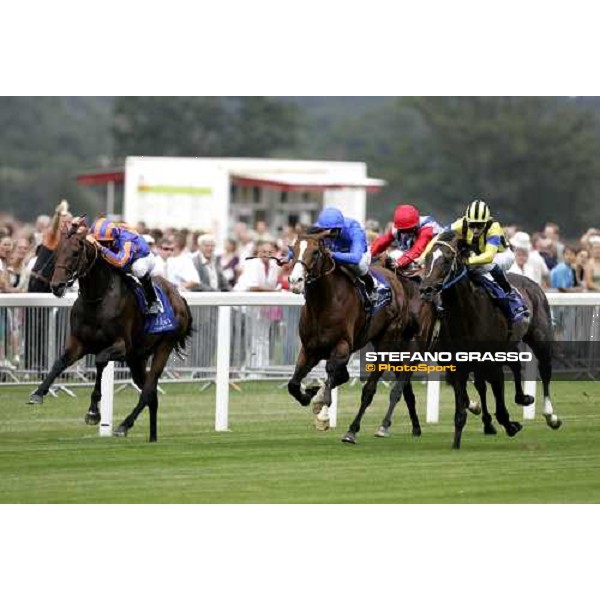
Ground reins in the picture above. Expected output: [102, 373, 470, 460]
[429, 239, 468, 291]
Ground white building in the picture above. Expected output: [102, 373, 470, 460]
[120, 157, 385, 244]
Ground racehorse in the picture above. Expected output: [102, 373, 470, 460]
[286, 231, 423, 443]
[419, 230, 561, 449]
[27, 224, 193, 442]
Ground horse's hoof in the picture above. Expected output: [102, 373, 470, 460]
[374, 426, 389, 438]
[341, 432, 357, 444]
[515, 394, 535, 407]
[314, 418, 330, 431]
[113, 426, 128, 437]
[412, 427, 422, 437]
[545, 414, 562, 430]
[506, 422, 523, 437]
[468, 403, 482, 416]
[27, 394, 43, 405]
[85, 412, 101, 426]
[483, 425, 497, 435]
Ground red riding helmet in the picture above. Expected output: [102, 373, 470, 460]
[393, 204, 420, 231]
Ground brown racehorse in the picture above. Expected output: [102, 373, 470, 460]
[286, 231, 428, 443]
[27, 224, 193, 442]
[420, 230, 561, 449]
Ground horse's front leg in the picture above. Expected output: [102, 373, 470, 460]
[85, 362, 106, 425]
[28, 337, 85, 405]
[85, 339, 128, 425]
[312, 340, 350, 431]
[288, 345, 320, 406]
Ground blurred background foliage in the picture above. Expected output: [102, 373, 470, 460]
[2, 96, 600, 236]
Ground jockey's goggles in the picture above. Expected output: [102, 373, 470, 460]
[467, 221, 486, 230]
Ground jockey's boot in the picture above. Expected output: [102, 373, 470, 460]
[360, 273, 378, 309]
[140, 274, 161, 315]
[490, 265, 529, 321]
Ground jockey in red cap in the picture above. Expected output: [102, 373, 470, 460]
[371, 204, 443, 269]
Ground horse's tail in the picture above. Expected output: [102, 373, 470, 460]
[176, 296, 194, 358]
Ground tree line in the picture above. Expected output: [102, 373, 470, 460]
[1, 96, 600, 237]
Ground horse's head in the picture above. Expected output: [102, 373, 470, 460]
[288, 231, 336, 294]
[419, 231, 469, 300]
[50, 218, 97, 297]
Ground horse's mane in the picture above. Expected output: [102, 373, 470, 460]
[305, 226, 324, 235]
[436, 230, 457, 243]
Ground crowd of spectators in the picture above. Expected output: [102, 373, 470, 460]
[2, 201, 600, 372]
[3, 204, 600, 299]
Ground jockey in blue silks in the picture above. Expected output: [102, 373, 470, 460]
[87, 217, 161, 314]
[312, 207, 377, 305]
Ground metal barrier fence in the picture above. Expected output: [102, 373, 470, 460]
[0, 293, 599, 389]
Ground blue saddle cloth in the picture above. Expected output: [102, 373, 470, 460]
[469, 273, 528, 323]
[359, 269, 392, 314]
[130, 282, 179, 334]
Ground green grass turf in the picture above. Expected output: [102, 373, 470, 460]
[0, 380, 599, 503]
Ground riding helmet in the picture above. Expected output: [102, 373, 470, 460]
[90, 217, 118, 241]
[393, 204, 420, 230]
[465, 199, 491, 223]
[315, 207, 345, 230]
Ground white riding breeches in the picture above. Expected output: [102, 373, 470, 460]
[471, 248, 514, 277]
[131, 254, 156, 278]
[344, 250, 371, 277]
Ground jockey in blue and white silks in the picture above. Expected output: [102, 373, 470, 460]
[312, 207, 377, 303]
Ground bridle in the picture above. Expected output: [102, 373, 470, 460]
[425, 239, 468, 292]
[54, 237, 98, 288]
[294, 239, 336, 286]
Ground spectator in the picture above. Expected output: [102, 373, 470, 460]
[0, 235, 18, 293]
[151, 236, 173, 277]
[234, 240, 282, 374]
[508, 231, 550, 288]
[580, 228, 600, 251]
[218, 238, 240, 288]
[504, 224, 519, 240]
[165, 231, 200, 291]
[10, 236, 35, 291]
[28, 200, 72, 293]
[192, 234, 230, 291]
[234, 221, 256, 262]
[544, 222, 564, 263]
[234, 240, 281, 292]
[255, 220, 270, 239]
[550, 245, 580, 290]
[584, 240, 600, 291]
[365, 219, 381, 234]
[532, 233, 557, 271]
[574, 248, 590, 286]
[33, 215, 51, 247]
[135, 221, 148, 234]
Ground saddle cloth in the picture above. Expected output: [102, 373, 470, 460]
[129, 281, 179, 334]
[364, 269, 392, 314]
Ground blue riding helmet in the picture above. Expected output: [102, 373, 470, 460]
[315, 207, 345, 230]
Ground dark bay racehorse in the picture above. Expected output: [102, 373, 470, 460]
[28, 225, 193, 442]
[420, 231, 561, 449]
[286, 231, 423, 443]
